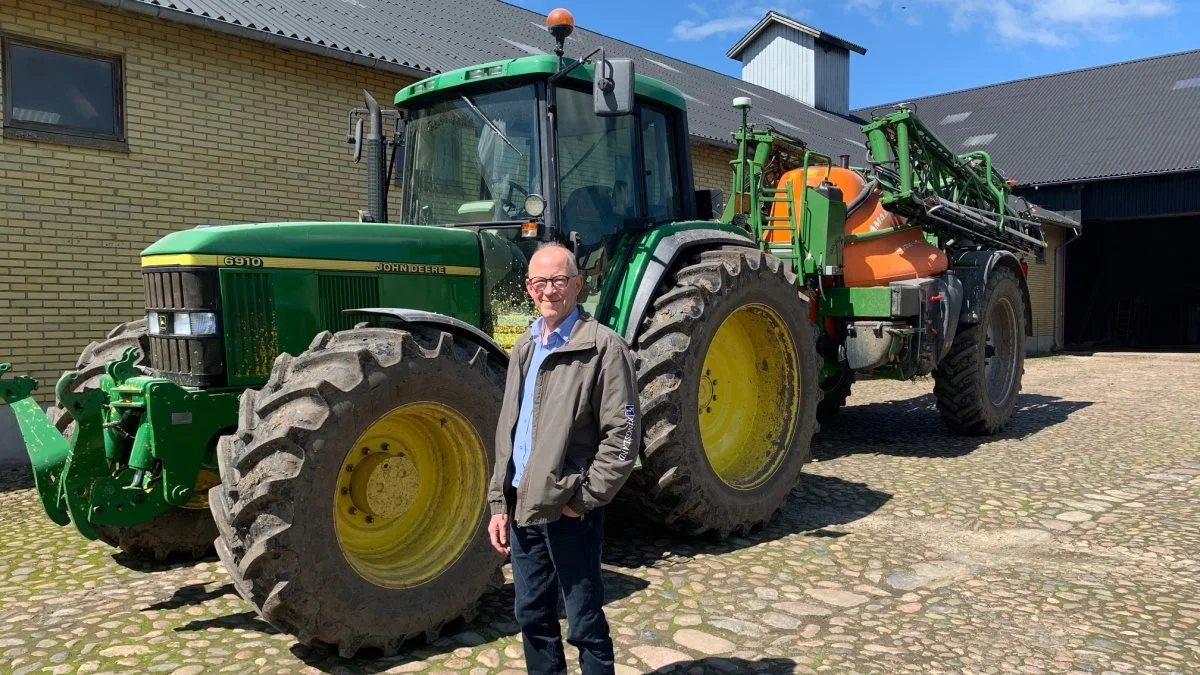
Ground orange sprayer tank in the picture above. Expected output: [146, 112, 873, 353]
[766, 167, 948, 287]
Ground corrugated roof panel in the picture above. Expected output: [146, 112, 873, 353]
[963, 133, 996, 147]
[644, 58, 680, 73]
[856, 49, 1200, 185]
[501, 38, 545, 55]
[96, 0, 871, 161]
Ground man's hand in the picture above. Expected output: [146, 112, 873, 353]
[488, 514, 510, 554]
[562, 504, 581, 518]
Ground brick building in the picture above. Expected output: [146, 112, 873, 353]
[1, 0, 1073, 397]
[0, 0, 412, 390]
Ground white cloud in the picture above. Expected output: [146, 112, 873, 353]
[672, 1, 807, 42]
[915, 0, 1175, 47]
[1031, 0, 1172, 23]
[672, 16, 759, 41]
[843, 0, 922, 28]
[848, 0, 1173, 47]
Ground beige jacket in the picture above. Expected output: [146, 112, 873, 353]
[488, 310, 640, 526]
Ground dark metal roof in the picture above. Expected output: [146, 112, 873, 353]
[726, 11, 868, 59]
[90, 0, 871, 160]
[854, 49, 1200, 187]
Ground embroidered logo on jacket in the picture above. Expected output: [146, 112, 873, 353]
[619, 405, 636, 460]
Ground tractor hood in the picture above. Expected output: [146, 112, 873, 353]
[141, 221, 482, 271]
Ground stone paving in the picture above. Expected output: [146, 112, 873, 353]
[2, 352, 1198, 674]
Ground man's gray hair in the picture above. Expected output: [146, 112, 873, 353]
[534, 241, 580, 276]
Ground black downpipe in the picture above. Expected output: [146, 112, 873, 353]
[543, 82, 561, 242]
[675, 106, 697, 220]
[363, 90, 388, 223]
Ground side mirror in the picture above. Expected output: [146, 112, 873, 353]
[352, 117, 364, 163]
[594, 52, 634, 116]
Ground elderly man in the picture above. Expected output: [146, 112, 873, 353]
[487, 242, 641, 675]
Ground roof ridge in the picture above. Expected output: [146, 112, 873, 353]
[489, 0, 816, 107]
[859, 46, 1200, 111]
[727, 10, 867, 58]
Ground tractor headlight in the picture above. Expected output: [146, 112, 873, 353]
[151, 311, 219, 336]
[171, 312, 219, 336]
[191, 312, 219, 336]
[523, 193, 546, 218]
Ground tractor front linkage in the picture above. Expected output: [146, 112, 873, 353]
[0, 350, 230, 543]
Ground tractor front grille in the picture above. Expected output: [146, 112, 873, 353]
[143, 268, 225, 387]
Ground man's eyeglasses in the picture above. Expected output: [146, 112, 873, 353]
[526, 275, 576, 291]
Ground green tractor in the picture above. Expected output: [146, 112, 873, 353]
[0, 7, 1075, 657]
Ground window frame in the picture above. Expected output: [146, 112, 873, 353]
[553, 83, 645, 231]
[2, 34, 128, 151]
[638, 103, 684, 222]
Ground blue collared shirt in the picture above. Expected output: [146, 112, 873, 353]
[511, 306, 581, 488]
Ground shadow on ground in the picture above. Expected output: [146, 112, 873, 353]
[0, 464, 33, 494]
[145, 582, 236, 611]
[649, 656, 798, 674]
[176, 570, 649, 671]
[285, 627, 798, 673]
[111, 548, 219, 572]
[604, 473, 891, 570]
[813, 392, 1092, 461]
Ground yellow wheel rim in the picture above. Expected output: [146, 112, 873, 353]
[333, 402, 487, 588]
[182, 468, 220, 510]
[698, 303, 801, 489]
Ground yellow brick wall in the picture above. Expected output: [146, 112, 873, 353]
[0, 0, 413, 394]
[1025, 224, 1062, 341]
[690, 141, 736, 194]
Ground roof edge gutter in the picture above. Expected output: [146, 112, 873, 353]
[1020, 165, 1200, 189]
[85, 0, 434, 81]
[689, 135, 737, 149]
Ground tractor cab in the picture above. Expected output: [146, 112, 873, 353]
[375, 10, 697, 326]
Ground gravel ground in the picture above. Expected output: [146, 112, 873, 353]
[1, 352, 1197, 674]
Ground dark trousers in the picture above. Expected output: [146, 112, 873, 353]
[509, 507, 614, 675]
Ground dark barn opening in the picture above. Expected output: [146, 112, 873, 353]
[1065, 214, 1200, 350]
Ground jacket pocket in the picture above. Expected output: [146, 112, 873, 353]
[551, 471, 583, 508]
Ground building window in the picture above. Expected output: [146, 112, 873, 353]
[2, 36, 126, 150]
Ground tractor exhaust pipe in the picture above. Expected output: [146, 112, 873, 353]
[363, 90, 387, 223]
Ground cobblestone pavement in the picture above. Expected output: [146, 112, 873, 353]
[2, 353, 1198, 674]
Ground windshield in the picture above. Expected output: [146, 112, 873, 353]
[401, 85, 541, 225]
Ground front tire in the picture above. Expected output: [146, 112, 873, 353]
[48, 319, 217, 561]
[209, 326, 506, 657]
[933, 266, 1027, 434]
[630, 249, 819, 538]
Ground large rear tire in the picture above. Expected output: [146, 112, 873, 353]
[209, 326, 506, 657]
[48, 319, 217, 561]
[933, 266, 1027, 434]
[630, 249, 819, 538]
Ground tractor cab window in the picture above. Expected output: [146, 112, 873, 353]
[641, 107, 681, 222]
[555, 86, 639, 313]
[401, 85, 541, 226]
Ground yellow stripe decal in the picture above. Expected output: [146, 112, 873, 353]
[141, 254, 481, 277]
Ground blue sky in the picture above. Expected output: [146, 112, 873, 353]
[510, 0, 1200, 109]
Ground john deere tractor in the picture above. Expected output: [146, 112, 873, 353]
[0, 7, 1075, 657]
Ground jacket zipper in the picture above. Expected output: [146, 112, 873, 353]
[516, 340, 556, 522]
[513, 319, 592, 524]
